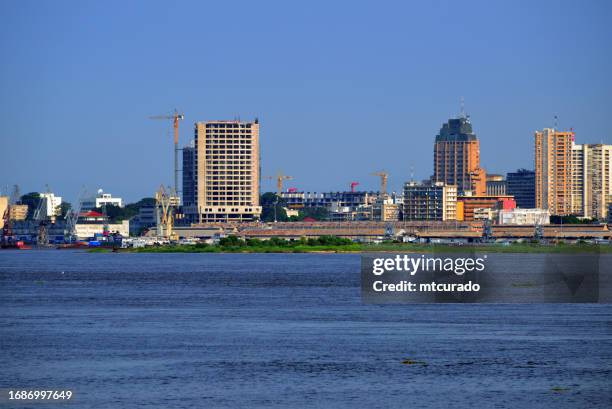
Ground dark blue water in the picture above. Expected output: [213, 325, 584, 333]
[1, 251, 611, 408]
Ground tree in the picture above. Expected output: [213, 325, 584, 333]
[260, 192, 288, 222]
[550, 215, 598, 224]
[59, 202, 72, 218]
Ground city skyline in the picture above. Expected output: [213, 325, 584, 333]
[1, 0, 611, 203]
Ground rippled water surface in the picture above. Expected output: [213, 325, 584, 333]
[1, 250, 611, 408]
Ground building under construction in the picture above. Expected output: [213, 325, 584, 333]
[184, 119, 262, 223]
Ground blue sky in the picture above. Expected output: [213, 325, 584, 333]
[1, 0, 610, 204]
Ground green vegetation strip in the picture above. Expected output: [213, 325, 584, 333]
[121, 236, 612, 254]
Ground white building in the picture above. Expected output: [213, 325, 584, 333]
[39, 192, 62, 217]
[497, 208, 550, 225]
[75, 220, 130, 240]
[81, 189, 123, 211]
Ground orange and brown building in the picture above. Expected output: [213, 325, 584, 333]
[434, 116, 486, 195]
[534, 128, 574, 216]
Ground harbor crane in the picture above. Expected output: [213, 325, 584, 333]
[33, 186, 51, 247]
[150, 109, 185, 197]
[350, 181, 360, 193]
[155, 185, 177, 241]
[264, 172, 294, 196]
[371, 171, 389, 196]
[64, 187, 86, 243]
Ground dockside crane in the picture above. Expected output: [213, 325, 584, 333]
[371, 171, 389, 196]
[155, 185, 177, 241]
[350, 181, 360, 193]
[64, 187, 86, 243]
[33, 186, 50, 247]
[150, 110, 185, 197]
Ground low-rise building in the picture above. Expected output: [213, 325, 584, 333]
[457, 194, 516, 221]
[9, 204, 28, 221]
[497, 208, 550, 225]
[129, 206, 156, 236]
[39, 192, 62, 217]
[403, 182, 457, 221]
[75, 211, 129, 239]
[82, 189, 123, 211]
[372, 196, 400, 221]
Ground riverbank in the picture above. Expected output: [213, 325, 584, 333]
[97, 240, 612, 254]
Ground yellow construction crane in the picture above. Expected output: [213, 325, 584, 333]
[264, 172, 294, 196]
[155, 185, 177, 241]
[150, 110, 185, 196]
[371, 171, 389, 196]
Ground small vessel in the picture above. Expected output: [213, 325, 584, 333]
[1, 240, 32, 250]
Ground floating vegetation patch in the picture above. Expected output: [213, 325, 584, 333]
[401, 358, 428, 366]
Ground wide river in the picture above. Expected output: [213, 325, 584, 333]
[1, 250, 610, 408]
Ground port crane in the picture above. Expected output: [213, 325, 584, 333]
[33, 187, 50, 247]
[155, 185, 177, 241]
[64, 187, 86, 243]
[350, 181, 360, 193]
[264, 172, 294, 196]
[150, 110, 185, 197]
[371, 171, 389, 196]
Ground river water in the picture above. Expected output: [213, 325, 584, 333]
[1, 250, 611, 408]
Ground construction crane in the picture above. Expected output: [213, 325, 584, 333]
[264, 172, 294, 196]
[371, 171, 389, 196]
[150, 109, 185, 197]
[64, 187, 86, 243]
[155, 185, 177, 241]
[350, 181, 360, 193]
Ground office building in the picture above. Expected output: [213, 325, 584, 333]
[182, 142, 196, 208]
[193, 120, 262, 222]
[486, 174, 507, 196]
[507, 169, 535, 208]
[403, 182, 457, 221]
[434, 115, 486, 195]
[534, 128, 574, 215]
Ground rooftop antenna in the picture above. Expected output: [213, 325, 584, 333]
[554, 115, 558, 130]
[410, 165, 415, 182]
[460, 96, 466, 119]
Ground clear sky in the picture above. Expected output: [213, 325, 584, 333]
[1, 0, 611, 204]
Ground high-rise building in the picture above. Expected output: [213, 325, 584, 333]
[534, 128, 574, 215]
[571, 143, 612, 219]
[193, 119, 262, 223]
[433, 116, 486, 195]
[403, 182, 457, 221]
[182, 142, 196, 208]
[506, 169, 536, 208]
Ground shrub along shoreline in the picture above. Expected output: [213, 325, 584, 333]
[114, 235, 611, 254]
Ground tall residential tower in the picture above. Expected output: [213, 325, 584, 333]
[534, 128, 574, 215]
[192, 120, 262, 223]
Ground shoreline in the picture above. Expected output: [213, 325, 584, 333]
[90, 242, 612, 254]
